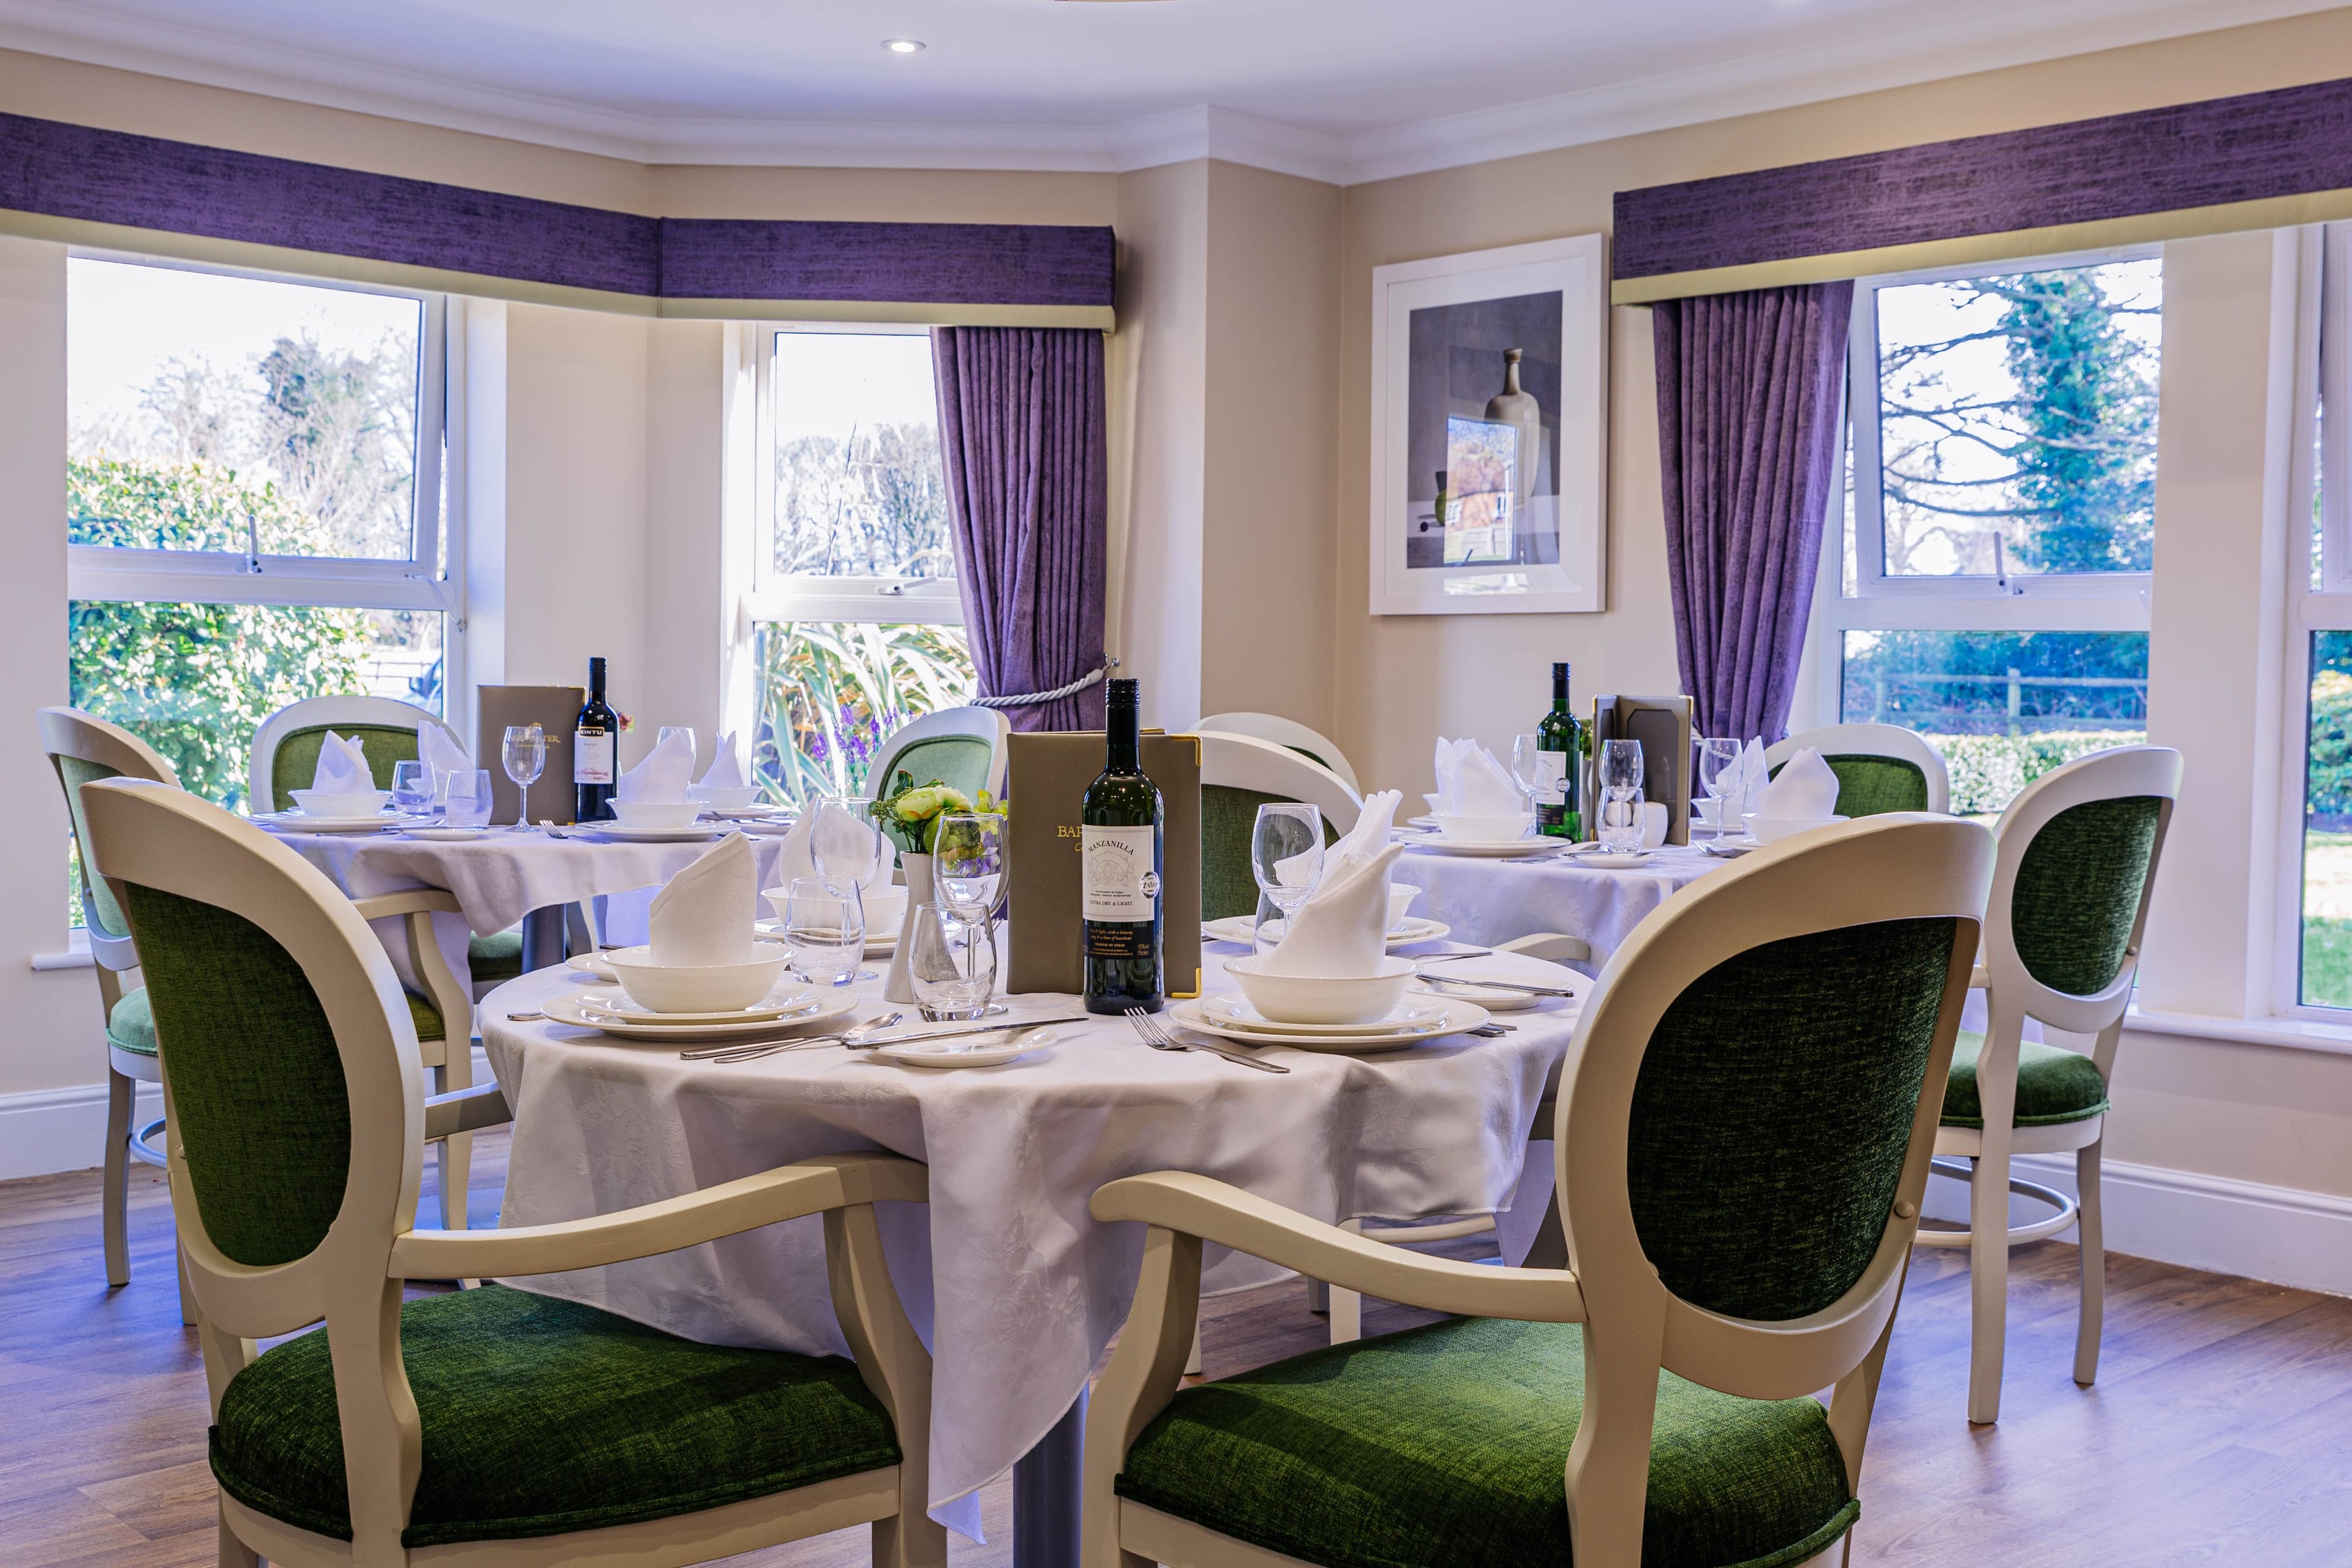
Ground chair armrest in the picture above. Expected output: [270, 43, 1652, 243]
[423, 1083, 511, 1141]
[1090, 1172, 1582, 1324]
[352, 889, 465, 920]
[389, 1152, 927, 1279]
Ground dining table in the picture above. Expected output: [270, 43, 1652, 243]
[475, 937, 1586, 1567]
[1389, 834, 1727, 973]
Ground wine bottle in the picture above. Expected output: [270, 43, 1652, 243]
[1536, 661, 1583, 840]
[1082, 677, 1164, 1015]
[573, 656, 619, 824]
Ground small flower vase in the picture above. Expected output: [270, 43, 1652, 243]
[883, 851, 933, 1004]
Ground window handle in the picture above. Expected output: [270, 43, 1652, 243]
[243, 513, 263, 575]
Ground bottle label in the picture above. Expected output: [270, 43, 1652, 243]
[574, 728, 614, 785]
[1532, 751, 1568, 805]
[1082, 826, 1158, 921]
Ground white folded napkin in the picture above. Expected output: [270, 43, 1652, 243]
[418, 726, 472, 804]
[311, 731, 372, 793]
[1755, 747, 1841, 820]
[648, 833, 758, 965]
[698, 731, 747, 791]
[1275, 788, 1401, 889]
[1433, 738, 1523, 816]
[1731, 737, 1769, 820]
[1260, 840, 1406, 979]
[617, 729, 695, 803]
[772, 799, 892, 894]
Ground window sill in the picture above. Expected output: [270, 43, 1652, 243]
[30, 930, 94, 971]
[2124, 1004, 2352, 1058]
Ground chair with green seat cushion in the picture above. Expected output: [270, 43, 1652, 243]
[1198, 732, 1362, 923]
[1918, 745, 2180, 1427]
[247, 693, 466, 814]
[466, 927, 526, 987]
[865, 706, 1010, 811]
[73, 777, 944, 1568]
[1085, 814, 1991, 1568]
[1202, 785, 1341, 922]
[1765, 723, 1951, 816]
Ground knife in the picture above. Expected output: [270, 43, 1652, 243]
[683, 1013, 1091, 1063]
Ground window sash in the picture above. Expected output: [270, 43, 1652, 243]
[2277, 225, 2341, 1018]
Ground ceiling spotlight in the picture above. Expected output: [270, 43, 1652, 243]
[881, 38, 925, 53]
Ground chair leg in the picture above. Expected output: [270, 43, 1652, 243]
[102, 1068, 133, 1288]
[176, 1241, 199, 1327]
[1185, 1314, 1204, 1376]
[2074, 1138, 2106, 1387]
[1967, 1148, 2013, 1425]
[219, 1504, 260, 1568]
[1329, 1219, 1363, 1344]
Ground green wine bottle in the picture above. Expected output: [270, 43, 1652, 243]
[1536, 662, 1583, 839]
[1082, 678, 1165, 1014]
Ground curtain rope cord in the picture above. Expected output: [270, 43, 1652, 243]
[972, 659, 1118, 709]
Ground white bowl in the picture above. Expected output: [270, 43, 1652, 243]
[1741, 813, 1850, 844]
[608, 800, 704, 831]
[764, 883, 908, 935]
[289, 788, 391, 817]
[697, 785, 764, 810]
[1433, 812, 1532, 842]
[601, 944, 791, 1013]
[1385, 885, 1421, 933]
[1226, 955, 1418, 1025]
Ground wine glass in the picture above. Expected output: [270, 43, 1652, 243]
[501, 724, 546, 829]
[1697, 737, 1742, 837]
[1510, 734, 1553, 821]
[1251, 802, 1325, 949]
[1597, 739, 1646, 853]
[813, 795, 888, 887]
[933, 812, 1006, 925]
[907, 901, 997, 1022]
[390, 759, 433, 818]
[782, 876, 865, 987]
[657, 725, 696, 758]
[444, 768, 494, 830]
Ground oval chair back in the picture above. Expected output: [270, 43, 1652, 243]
[37, 706, 181, 974]
[865, 706, 1011, 805]
[1765, 723, 1951, 816]
[1196, 712, 1360, 794]
[1550, 813, 1992, 1559]
[250, 694, 466, 815]
[1197, 732, 1364, 922]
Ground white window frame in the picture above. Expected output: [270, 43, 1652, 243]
[742, 320, 963, 628]
[1812, 247, 2157, 726]
[63, 250, 467, 704]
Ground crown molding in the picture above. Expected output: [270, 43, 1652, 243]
[0, 0, 2342, 187]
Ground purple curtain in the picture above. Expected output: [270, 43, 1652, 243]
[933, 326, 1109, 732]
[1653, 282, 1853, 743]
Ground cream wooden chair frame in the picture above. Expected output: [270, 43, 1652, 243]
[1913, 744, 2180, 1425]
[1766, 723, 1953, 815]
[1196, 714, 1361, 795]
[865, 706, 1011, 802]
[249, 695, 467, 815]
[1084, 815, 1991, 1568]
[1199, 732, 1363, 837]
[39, 706, 193, 1315]
[349, 887, 482, 1240]
[80, 778, 946, 1568]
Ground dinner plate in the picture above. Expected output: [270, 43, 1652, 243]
[255, 812, 420, 834]
[582, 823, 729, 843]
[1199, 915, 1452, 949]
[1169, 995, 1488, 1052]
[874, 1027, 1058, 1069]
[1197, 993, 1452, 1036]
[1573, 850, 1654, 869]
[543, 987, 858, 1039]
[583, 984, 818, 1026]
[756, 918, 897, 957]
[404, 826, 487, 842]
[1403, 836, 1572, 858]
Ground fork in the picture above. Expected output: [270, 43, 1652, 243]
[1124, 1009, 1291, 1073]
[680, 1011, 903, 1063]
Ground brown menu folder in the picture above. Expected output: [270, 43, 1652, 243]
[476, 685, 584, 824]
[1006, 730, 1202, 998]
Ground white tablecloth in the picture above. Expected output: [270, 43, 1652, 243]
[478, 949, 1583, 1539]
[1391, 840, 1723, 972]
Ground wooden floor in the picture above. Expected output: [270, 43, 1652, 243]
[7, 1137, 2351, 1567]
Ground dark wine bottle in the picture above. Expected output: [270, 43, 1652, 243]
[1536, 661, 1584, 839]
[573, 655, 619, 824]
[1082, 678, 1164, 1016]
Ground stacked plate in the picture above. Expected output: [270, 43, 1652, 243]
[1169, 993, 1488, 1053]
[543, 984, 858, 1041]
[1200, 914, 1451, 949]
[254, 810, 420, 834]
[1400, 832, 1570, 859]
[584, 821, 728, 843]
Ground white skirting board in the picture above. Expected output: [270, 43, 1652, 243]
[1924, 1153, 2352, 1299]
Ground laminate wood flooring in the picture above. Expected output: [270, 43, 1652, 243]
[4, 1140, 2347, 1566]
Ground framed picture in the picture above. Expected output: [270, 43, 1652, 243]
[1368, 233, 1608, 615]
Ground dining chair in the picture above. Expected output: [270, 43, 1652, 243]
[1197, 732, 1363, 922]
[865, 706, 1011, 805]
[250, 693, 526, 995]
[1915, 743, 2180, 1425]
[37, 706, 196, 1316]
[77, 777, 947, 1568]
[1196, 712, 1361, 794]
[1084, 812, 1991, 1568]
[1768, 722, 1953, 816]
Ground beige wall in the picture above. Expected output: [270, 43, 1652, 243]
[639, 320, 729, 772]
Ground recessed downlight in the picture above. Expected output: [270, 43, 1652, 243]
[881, 38, 925, 54]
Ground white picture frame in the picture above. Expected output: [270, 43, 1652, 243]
[1368, 233, 1608, 616]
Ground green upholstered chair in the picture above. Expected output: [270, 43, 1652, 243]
[1766, 723, 1952, 816]
[1084, 813, 1992, 1568]
[1198, 712, 1362, 794]
[1198, 731, 1361, 922]
[1917, 744, 2180, 1425]
[38, 707, 194, 1316]
[75, 778, 945, 1568]
[865, 706, 1011, 809]
[249, 694, 525, 993]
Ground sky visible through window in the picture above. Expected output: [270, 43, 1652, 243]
[771, 331, 952, 581]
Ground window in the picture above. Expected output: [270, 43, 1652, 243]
[2289, 226, 2352, 1011]
[745, 328, 973, 802]
[1820, 251, 2159, 816]
[65, 255, 459, 913]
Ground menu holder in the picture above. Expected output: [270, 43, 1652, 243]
[1590, 694, 1694, 846]
[476, 685, 584, 824]
[1006, 730, 1202, 998]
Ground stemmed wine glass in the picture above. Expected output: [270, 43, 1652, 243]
[930, 812, 1006, 1016]
[501, 724, 546, 829]
[1510, 734, 1550, 824]
[1697, 737, 1742, 838]
[1597, 739, 1646, 853]
[1250, 802, 1325, 952]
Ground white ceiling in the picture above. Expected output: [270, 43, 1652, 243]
[0, 0, 2337, 184]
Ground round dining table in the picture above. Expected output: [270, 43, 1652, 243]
[1390, 835, 1726, 973]
[476, 940, 1585, 1565]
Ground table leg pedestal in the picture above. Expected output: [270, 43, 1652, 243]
[519, 904, 569, 974]
[1014, 1389, 1087, 1568]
